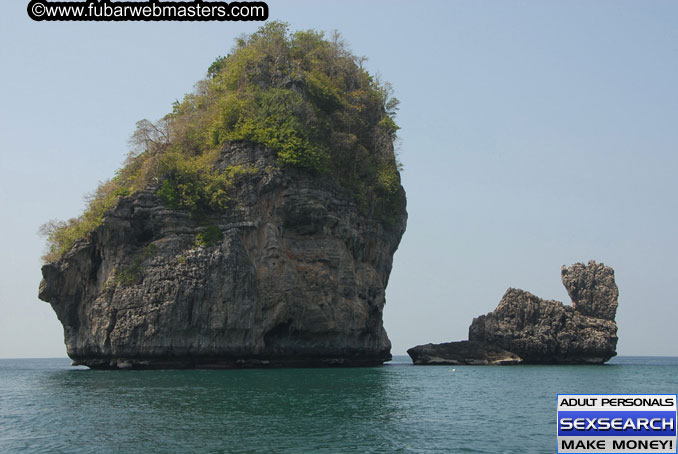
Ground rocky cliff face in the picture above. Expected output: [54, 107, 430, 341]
[561, 261, 618, 321]
[39, 143, 407, 369]
[409, 261, 618, 365]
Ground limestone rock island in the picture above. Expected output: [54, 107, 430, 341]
[408, 261, 619, 365]
[38, 23, 407, 369]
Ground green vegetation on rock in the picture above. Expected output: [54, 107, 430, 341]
[41, 21, 404, 263]
[194, 224, 224, 248]
[114, 243, 159, 287]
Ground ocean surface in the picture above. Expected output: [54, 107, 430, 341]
[1, 356, 676, 453]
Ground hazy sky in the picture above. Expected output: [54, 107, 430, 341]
[1, 0, 676, 358]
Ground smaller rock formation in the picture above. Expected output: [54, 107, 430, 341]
[408, 261, 619, 365]
[407, 341, 522, 365]
[561, 261, 618, 321]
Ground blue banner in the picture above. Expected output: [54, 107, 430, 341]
[558, 411, 677, 437]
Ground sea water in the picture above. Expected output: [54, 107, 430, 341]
[1, 356, 676, 453]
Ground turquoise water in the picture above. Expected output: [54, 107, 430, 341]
[1, 356, 677, 453]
